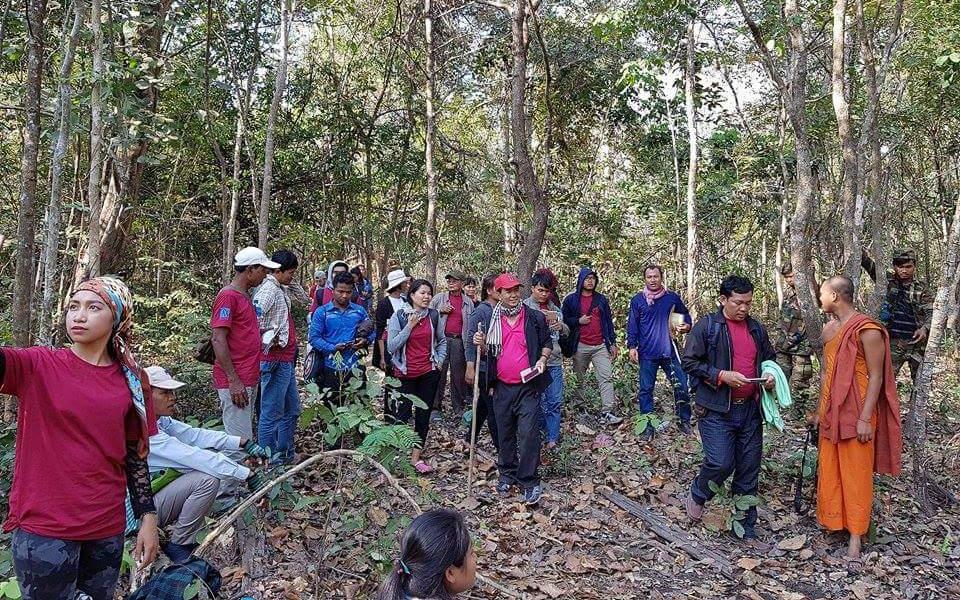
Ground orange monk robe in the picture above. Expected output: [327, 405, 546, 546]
[816, 314, 902, 535]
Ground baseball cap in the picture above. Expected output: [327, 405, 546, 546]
[494, 273, 522, 290]
[145, 366, 187, 390]
[446, 270, 467, 281]
[235, 247, 281, 269]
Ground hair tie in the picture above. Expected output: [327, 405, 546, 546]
[398, 559, 411, 576]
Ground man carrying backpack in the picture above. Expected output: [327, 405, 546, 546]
[681, 275, 776, 549]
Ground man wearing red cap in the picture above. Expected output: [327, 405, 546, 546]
[478, 273, 553, 505]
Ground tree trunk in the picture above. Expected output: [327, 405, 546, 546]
[39, 1, 83, 344]
[832, 0, 861, 286]
[500, 67, 515, 254]
[511, 0, 548, 285]
[79, 0, 106, 280]
[257, 0, 293, 250]
[684, 15, 698, 313]
[423, 0, 439, 282]
[910, 183, 960, 513]
[12, 0, 46, 348]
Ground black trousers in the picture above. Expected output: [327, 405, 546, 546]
[493, 382, 541, 490]
[465, 373, 500, 451]
[391, 370, 441, 446]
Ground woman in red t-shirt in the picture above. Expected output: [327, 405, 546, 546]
[0, 276, 158, 600]
[386, 280, 448, 474]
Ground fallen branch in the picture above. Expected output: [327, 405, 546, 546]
[600, 489, 738, 581]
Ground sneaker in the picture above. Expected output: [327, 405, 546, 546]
[523, 485, 543, 506]
[684, 493, 704, 521]
[601, 412, 623, 426]
[679, 421, 693, 435]
[496, 481, 512, 496]
[640, 425, 655, 443]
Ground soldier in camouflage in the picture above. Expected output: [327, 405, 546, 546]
[861, 249, 933, 381]
[775, 264, 814, 411]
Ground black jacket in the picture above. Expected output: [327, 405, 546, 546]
[681, 309, 776, 413]
[486, 305, 553, 393]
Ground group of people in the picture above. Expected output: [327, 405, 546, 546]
[0, 242, 931, 598]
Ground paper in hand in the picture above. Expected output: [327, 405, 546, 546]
[520, 364, 543, 384]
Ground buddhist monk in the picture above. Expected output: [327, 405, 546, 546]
[814, 276, 902, 567]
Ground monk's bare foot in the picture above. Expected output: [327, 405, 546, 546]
[846, 534, 862, 560]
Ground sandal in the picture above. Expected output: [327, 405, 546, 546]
[414, 460, 435, 474]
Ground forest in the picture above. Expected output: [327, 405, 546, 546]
[0, 0, 959, 597]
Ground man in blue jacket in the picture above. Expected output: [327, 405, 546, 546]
[309, 272, 376, 406]
[561, 267, 622, 426]
[627, 265, 693, 440]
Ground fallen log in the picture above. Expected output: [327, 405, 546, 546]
[600, 489, 738, 581]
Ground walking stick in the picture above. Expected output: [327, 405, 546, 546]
[467, 322, 483, 498]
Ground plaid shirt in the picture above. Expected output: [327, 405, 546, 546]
[254, 275, 294, 350]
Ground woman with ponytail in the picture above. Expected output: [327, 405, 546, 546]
[386, 279, 447, 473]
[377, 508, 476, 600]
[0, 276, 159, 599]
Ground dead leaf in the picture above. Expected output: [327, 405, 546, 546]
[777, 534, 807, 551]
[737, 557, 761, 571]
[576, 423, 596, 436]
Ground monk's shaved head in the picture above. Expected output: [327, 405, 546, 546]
[825, 275, 855, 304]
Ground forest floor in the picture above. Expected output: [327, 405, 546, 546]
[194, 366, 960, 600]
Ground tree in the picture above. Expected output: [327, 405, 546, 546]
[684, 12, 698, 310]
[423, 0, 438, 282]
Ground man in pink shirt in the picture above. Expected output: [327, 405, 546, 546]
[477, 273, 552, 506]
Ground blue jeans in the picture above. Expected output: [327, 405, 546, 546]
[539, 365, 564, 443]
[258, 361, 301, 461]
[637, 355, 690, 424]
[690, 400, 763, 537]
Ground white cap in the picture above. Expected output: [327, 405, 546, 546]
[145, 366, 187, 390]
[235, 247, 281, 269]
[384, 269, 410, 292]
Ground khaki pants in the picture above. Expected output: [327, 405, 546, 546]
[572, 343, 616, 412]
[217, 386, 256, 462]
[155, 472, 222, 546]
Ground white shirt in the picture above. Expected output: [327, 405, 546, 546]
[389, 296, 406, 312]
[148, 416, 250, 481]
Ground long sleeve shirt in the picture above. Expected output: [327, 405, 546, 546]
[626, 291, 691, 360]
[309, 301, 375, 372]
[149, 417, 250, 481]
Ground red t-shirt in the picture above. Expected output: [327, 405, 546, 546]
[445, 293, 464, 336]
[1, 347, 157, 540]
[262, 311, 297, 363]
[211, 288, 261, 389]
[579, 294, 604, 346]
[400, 319, 434, 379]
[727, 319, 758, 399]
[497, 311, 528, 384]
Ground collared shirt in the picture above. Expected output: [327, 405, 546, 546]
[254, 275, 296, 361]
[309, 301, 375, 372]
[149, 417, 250, 481]
[497, 311, 528, 384]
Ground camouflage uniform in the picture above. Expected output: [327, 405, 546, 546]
[11, 529, 124, 600]
[863, 250, 933, 382]
[775, 287, 814, 410]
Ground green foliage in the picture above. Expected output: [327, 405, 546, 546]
[632, 411, 663, 436]
[0, 578, 20, 600]
[705, 480, 760, 539]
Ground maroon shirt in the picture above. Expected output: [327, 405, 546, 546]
[579, 294, 604, 346]
[400, 318, 434, 379]
[211, 289, 261, 388]
[727, 318, 758, 399]
[445, 292, 464, 336]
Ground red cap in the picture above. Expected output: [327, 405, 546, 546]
[494, 273, 522, 290]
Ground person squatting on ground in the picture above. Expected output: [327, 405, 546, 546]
[1, 276, 159, 600]
[626, 264, 693, 440]
[682, 275, 776, 549]
[253, 249, 304, 464]
[387, 279, 448, 474]
[376, 508, 476, 600]
[481, 273, 553, 506]
[431, 271, 475, 418]
[562, 267, 622, 426]
[309, 271, 376, 412]
[522, 268, 569, 450]
[464, 272, 502, 452]
[775, 263, 815, 413]
[211, 247, 278, 461]
[128, 366, 271, 564]
[814, 276, 902, 567]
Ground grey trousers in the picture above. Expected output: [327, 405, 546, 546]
[435, 336, 468, 412]
[156, 471, 222, 545]
[572, 343, 616, 412]
[218, 386, 255, 461]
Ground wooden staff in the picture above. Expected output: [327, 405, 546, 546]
[467, 321, 483, 497]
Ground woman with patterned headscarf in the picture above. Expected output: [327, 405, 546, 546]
[0, 276, 159, 600]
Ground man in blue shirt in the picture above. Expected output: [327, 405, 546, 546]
[627, 265, 693, 440]
[309, 272, 375, 406]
